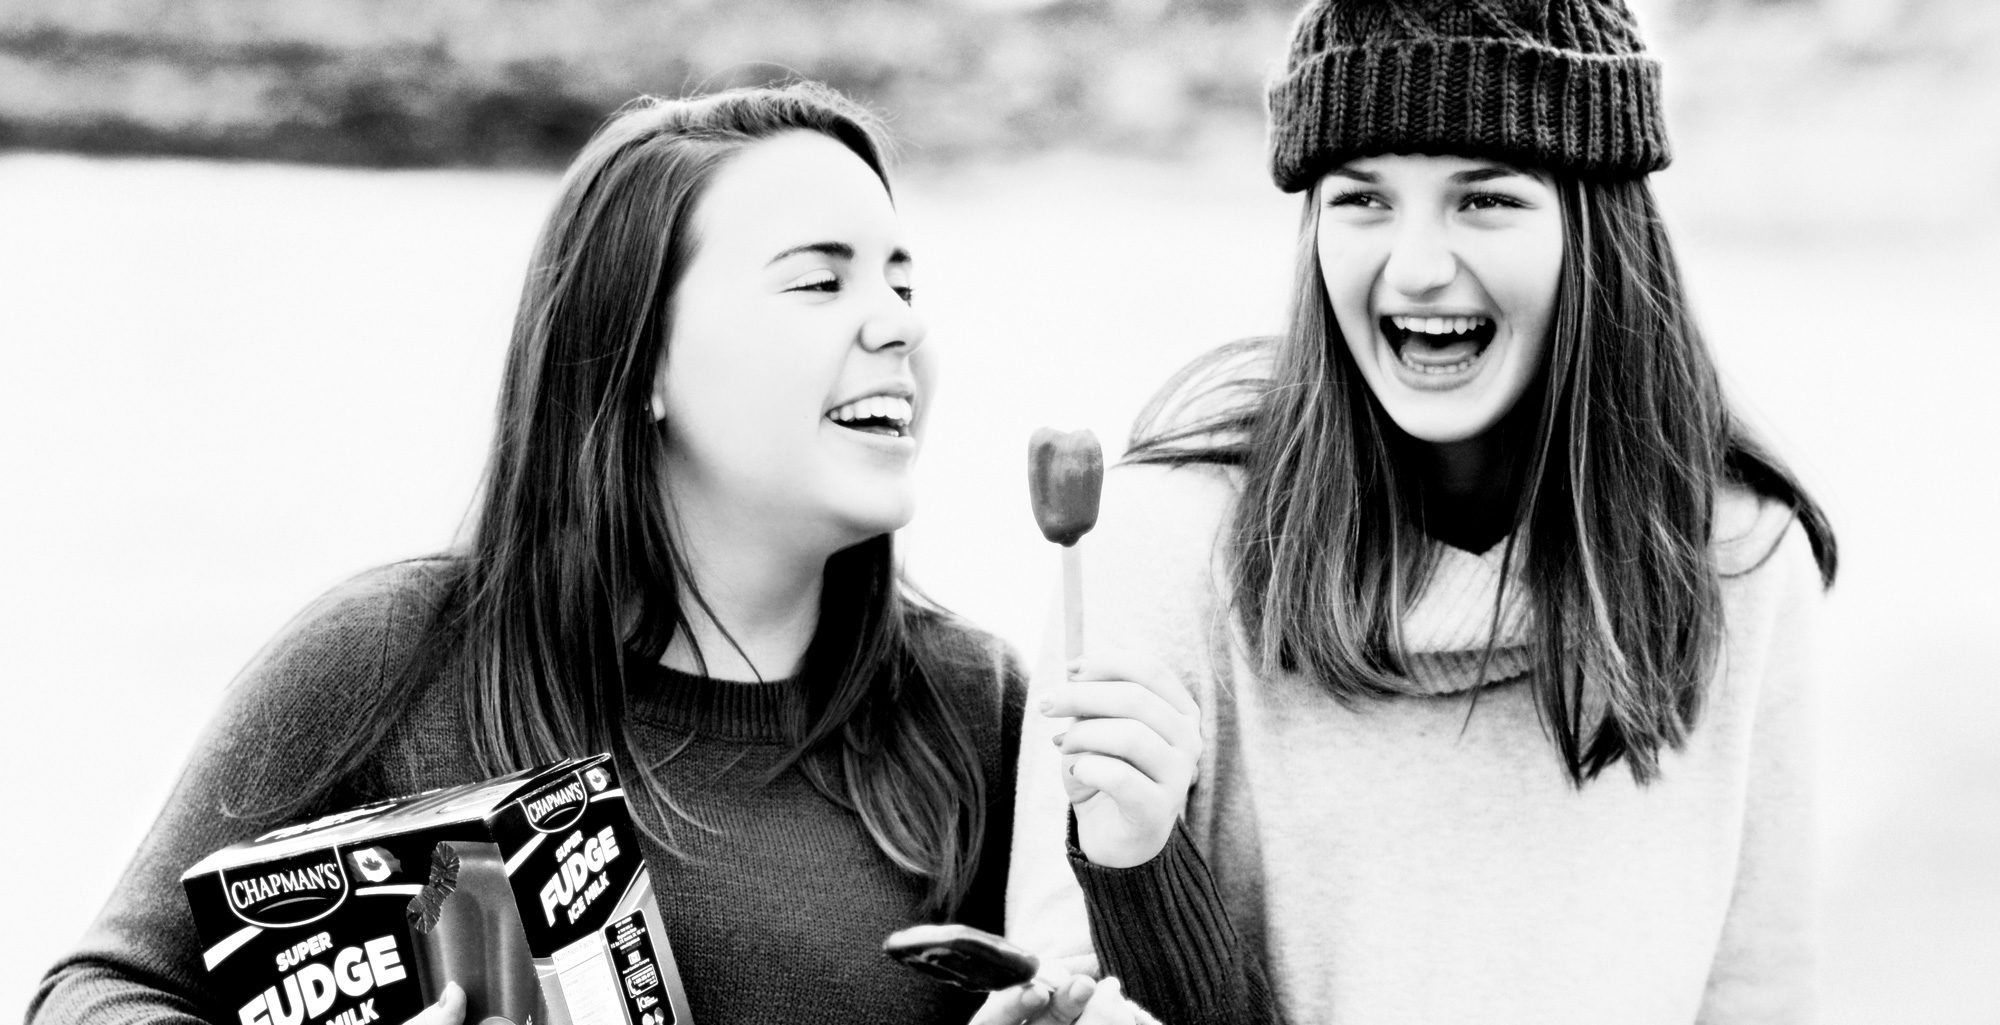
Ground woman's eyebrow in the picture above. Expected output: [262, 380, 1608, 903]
[1453, 165, 1530, 184]
[765, 242, 914, 268]
[766, 241, 853, 266]
[1327, 166, 1379, 183]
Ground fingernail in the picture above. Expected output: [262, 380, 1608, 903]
[1051, 732, 1066, 747]
[1066, 658, 1082, 676]
[1021, 986, 1049, 1009]
[1037, 697, 1053, 713]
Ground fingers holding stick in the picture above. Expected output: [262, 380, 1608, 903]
[1039, 649, 1202, 868]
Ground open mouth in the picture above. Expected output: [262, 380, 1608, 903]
[1381, 314, 1496, 375]
[826, 394, 914, 438]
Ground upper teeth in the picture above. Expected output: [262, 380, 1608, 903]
[1392, 315, 1485, 336]
[827, 394, 914, 425]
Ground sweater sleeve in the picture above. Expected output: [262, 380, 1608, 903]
[1010, 619, 1277, 1024]
[1697, 516, 1825, 1024]
[27, 566, 445, 1025]
[1069, 822, 1281, 1025]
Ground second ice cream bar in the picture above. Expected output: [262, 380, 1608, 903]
[407, 842, 540, 1025]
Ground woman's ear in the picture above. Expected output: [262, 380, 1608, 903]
[648, 356, 670, 423]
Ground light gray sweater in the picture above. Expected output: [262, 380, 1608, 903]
[1007, 461, 1823, 1024]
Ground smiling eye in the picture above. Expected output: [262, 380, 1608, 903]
[1324, 189, 1383, 210]
[786, 270, 840, 294]
[1464, 192, 1527, 211]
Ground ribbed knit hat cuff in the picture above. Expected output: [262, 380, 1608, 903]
[1268, 37, 1670, 192]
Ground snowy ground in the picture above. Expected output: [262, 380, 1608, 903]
[3, 144, 1996, 1021]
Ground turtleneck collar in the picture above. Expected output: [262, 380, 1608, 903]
[1397, 538, 1534, 696]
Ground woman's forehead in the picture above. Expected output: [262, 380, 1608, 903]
[693, 131, 901, 256]
[1329, 153, 1536, 177]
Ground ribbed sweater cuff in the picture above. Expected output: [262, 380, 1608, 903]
[1068, 818, 1271, 1025]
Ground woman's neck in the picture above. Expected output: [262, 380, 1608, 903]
[658, 500, 827, 683]
[1418, 433, 1519, 554]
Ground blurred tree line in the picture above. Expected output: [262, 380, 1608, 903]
[0, 0, 1980, 167]
[0, 0, 1298, 166]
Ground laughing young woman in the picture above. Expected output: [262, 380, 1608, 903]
[30, 83, 1167, 1025]
[1008, 1, 1839, 1022]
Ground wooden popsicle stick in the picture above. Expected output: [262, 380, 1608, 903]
[1063, 543, 1084, 663]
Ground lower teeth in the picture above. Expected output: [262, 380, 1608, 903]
[1400, 353, 1475, 374]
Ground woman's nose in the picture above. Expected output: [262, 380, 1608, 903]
[1381, 219, 1458, 297]
[860, 287, 927, 353]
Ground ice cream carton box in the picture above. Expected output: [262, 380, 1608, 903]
[183, 754, 693, 1025]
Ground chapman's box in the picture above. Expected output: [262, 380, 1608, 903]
[183, 754, 692, 1025]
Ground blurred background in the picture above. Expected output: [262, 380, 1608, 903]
[2, 0, 1996, 1021]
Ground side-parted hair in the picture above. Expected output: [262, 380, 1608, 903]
[267, 82, 986, 915]
[1129, 174, 1837, 785]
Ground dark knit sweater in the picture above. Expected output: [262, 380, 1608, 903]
[27, 560, 1039, 1025]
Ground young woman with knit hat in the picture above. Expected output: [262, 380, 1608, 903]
[1006, 1, 1839, 1022]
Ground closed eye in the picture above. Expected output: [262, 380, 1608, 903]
[785, 270, 840, 293]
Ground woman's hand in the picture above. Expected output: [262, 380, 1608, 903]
[970, 976, 1164, 1025]
[1042, 649, 1202, 868]
[404, 984, 466, 1025]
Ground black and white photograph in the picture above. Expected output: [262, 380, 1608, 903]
[4, 0, 1996, 1022]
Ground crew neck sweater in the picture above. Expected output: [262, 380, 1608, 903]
[1009, 461, 1826, 1025]
[30, 561, 1032, 1025]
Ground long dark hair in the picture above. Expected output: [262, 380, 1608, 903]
[1129, 174, 1837, 785]
[264, 82, 986, 916]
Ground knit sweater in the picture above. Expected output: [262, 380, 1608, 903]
[31, 560, 1038, 1025]
[1007, 462, 1825, 1025]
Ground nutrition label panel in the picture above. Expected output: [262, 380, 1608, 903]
[552, 934, 624, 1025]
[602, 912, 671, 1025]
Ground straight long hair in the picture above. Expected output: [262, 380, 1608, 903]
[1129, 175, 1837, 784]
[262, 83, 985, 915]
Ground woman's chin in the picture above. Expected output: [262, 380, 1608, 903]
[828, 500, 916, 547]
[1380, 405, 1503, 448]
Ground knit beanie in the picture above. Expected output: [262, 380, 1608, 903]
[1267, 0, 1670, 192]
